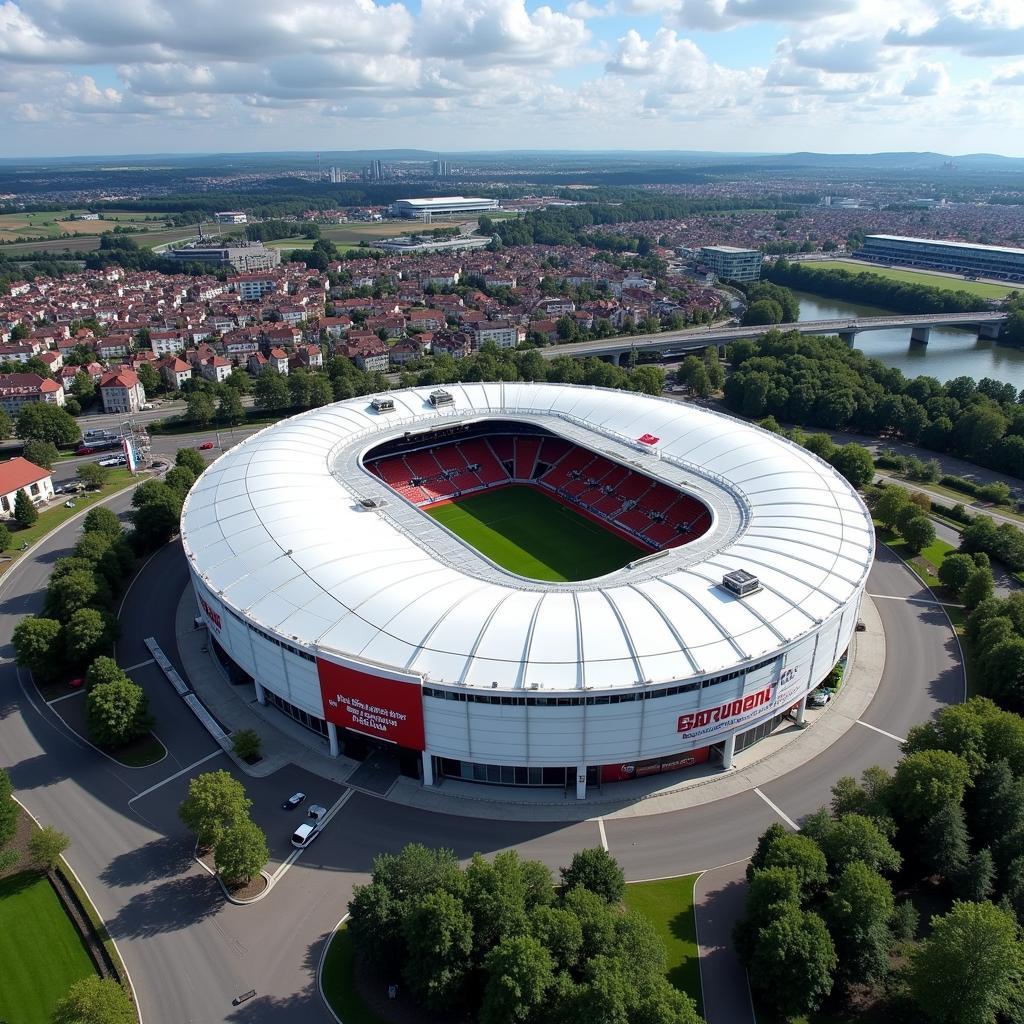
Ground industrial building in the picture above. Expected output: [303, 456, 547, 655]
[373, 234, 492, 254]
[390, 196, 499, 220]
[214, 212, 248, 224]
[699, 246, 763, 283]
[163, 242, 280, 273]
[858, 235, 1024, 281]
[182, 383, 872, 798]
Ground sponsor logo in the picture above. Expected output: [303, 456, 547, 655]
[637, 433, 660, 445]
[199, 596, 222, 632]
[676, 685, 773, 733]
[620, 763, 636, 775]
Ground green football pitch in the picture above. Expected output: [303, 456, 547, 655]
[425, 485, 645, 582]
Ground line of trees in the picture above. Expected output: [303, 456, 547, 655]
[738, 696, 1024, 1022]
[763, 258, 995, 314]
[725, 330, 1024, 477]
[345, 843, 703, 1024]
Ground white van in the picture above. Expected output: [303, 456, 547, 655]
[291, 822, 318, 849]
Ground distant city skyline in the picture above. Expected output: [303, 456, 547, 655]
[2, 0, 1023, 157]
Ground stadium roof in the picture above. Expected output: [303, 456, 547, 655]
[391, 197, 494, 208]
[181, 384, 874, 691]
[865, 234, 1024, 257]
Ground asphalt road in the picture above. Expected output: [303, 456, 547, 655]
[0, 474, 964, 1022]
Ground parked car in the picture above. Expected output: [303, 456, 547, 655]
[807, 688, 832, 708]
[97, 455, 127, 467]
[197, 441, 214, 450]
[64, 500, 76, 508]
[291, 822, 319, 849]
[68, 677, 84, 689]
[281, 792, 305, 810]
[308, 804, 328, 823]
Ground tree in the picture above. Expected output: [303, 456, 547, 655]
[15, 402, 80, 445]
[910, 901, 1024, 1024]
[136, 362, 160, 396]
[76, 462, 109, 489]
[0, 521, 10, 552]
[481, 934, 554, 1024]
[175, 447, 207, 476]
[232, 728, 261, 761]
[14, 487, 37, 528]
[214, 816, 268, 885]
[734, 866, 802, 962]
[178, 769, 252, 849]
[760, 831, 829, 891]
[560, 847, 625, 903]
[22, 438, 60, 469]
[825, 861, 894, 987]
[254, 367, 290, 411]
[0, 408, 11, 440]
[401, 890, 474, 1009]
[129, 487, 182, 550]
[939, 552, 978, 594]
[962, 567, 996, 610]
[164, 465, 195, 500]
[530, 904, 584, 968]
[70, 371, 96, 404]
[830, 443, 875, 489]
[29, 825, 70, 870]
[959, 848, 996, 902]
[12, 616, 63, 679]
[51, 976, 135, 1024]
[901, 514, 935, 555]
[225, 368, 251, 394]
[748, 905, 836, 1019]
[923, 802, 970, 879]
[805, 812, 901, 875]
[308, 373, 334, 408]
[893, 749, 970, 822]
[875, 486, 911, 531]
[82, 506, 122, 538]
[217, 389, 244, 424]
[46, 568, 105, 619]
[187, 391, 215, 427]
[86, 676, 152, 748]
[64, 607, 114, 665]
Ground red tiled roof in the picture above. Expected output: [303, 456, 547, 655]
[0, 457, 50, 494]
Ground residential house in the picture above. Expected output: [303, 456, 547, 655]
[200, 356, 233, 383]
[267, 348, 289, 375]
[0, 457, 54, 518]
[158, 356, 193, 390]
[0, 373, 65, 415]
[99, 368, 145, 414]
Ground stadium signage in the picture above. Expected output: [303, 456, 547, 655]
[676, 685, 773, 735]
[636, 433, 660, 445]
[317, 657, 426, 750]
[199, 596, 222, 632]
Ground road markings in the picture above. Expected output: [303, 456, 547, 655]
[271, 789, 356, 884]
[597, 817, 608, 852]
[856, 720, 906, 744]
[867, 593, 963, 609]
[753, 787, 800, 831]
[47, 689, 85, 706]
[127, 749, 223, 805]
[123, 658, 156, 673]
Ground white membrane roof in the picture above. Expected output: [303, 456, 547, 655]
[181, 383, 874, 691]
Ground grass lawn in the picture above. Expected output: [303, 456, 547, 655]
[0, 872, 96, 1024]
[807, 259, 1020, 299]
[265, 238, 315, 249]
[1, 469, 137, 574]
[623, 875, 703, 1016]
[320, 924, 384, 1024]
[425, 485, 644, 581]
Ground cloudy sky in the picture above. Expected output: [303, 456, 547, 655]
[2, 0, 1024, 157]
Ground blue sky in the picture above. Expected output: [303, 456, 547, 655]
[2, 0, 1024, 156]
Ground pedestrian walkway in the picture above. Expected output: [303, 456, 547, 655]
[695, 863, 755, 1024]
[172, 587, 885, 824]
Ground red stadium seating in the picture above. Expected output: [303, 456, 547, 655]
[365, 431, 712, 553]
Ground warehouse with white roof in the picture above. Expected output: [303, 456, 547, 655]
[389, 196, 499, 219]
[181, 383, 874, 798]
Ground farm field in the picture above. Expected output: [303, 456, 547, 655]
[806, 259, 1021, 298]
[425, 485, 644, 582]
[0, 208, 172, 243]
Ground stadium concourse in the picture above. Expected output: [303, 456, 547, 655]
[180, 382, 874, 799]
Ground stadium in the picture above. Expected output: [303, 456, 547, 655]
[180, 383, 874, 798]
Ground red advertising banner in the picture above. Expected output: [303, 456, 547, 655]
[600, 746, 709, 784]
[637, 433, 660, 445]
[316, 658, 426, 751]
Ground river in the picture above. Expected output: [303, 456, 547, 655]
[795, 291, 1024, 390]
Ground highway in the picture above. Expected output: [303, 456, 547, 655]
[0, 449, 964, 1023]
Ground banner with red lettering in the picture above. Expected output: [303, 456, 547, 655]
[675, 684, 776, 743]
[600, 746, 709, 783]
[317, 657, 426, 750]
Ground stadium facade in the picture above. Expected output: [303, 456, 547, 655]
[389, 196, 500, 219]
[181, 384, 873, 798]
[858, 234, 1024, 281]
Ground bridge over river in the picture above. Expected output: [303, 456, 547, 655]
[542, 311, 1010, 365]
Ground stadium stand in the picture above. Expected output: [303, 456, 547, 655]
[365, 429, 712, 551]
